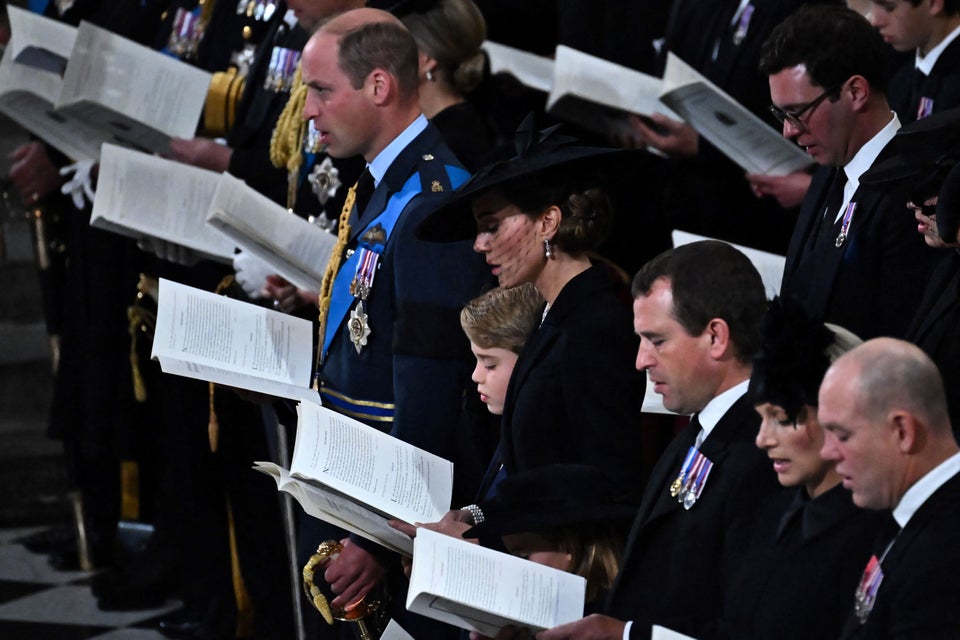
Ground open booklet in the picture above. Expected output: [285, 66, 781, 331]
[659, 52, 811, 176]
[547, 45, 679, 139]
[151, 278, 320, 403]
[0, 7, 211, 161]
[91, 144, 236, 262]
[255, 401, 453, 556]
[407, 528, 586, 637]
[481, 40, 553, 93]
[205, 173, 337, 292]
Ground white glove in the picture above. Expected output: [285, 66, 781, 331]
[233, 251, 273, 299]
[59, 160, 96, 210]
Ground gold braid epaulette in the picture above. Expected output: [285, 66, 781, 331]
[268, 62, 308, 209]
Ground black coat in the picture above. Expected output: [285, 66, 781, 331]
[905, 251, 960, 436]
[606, 393, 786, 640]
[723, 485, 885, 640]
[781, 154, 939, 340]
[494, 266, 647, 496]
[889, 35, 960, 124]
[839, 471, 960, 639]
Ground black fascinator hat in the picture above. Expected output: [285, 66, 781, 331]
[748, 297, 844, 422]
[416, 114, 629, 242]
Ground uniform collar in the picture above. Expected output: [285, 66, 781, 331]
[368, 113, 428, 187]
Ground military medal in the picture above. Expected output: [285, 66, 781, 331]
[345, 247, 379, 354]
[835, 202, 857, 248]
[670, 447, 698, 498]
[917, 96, 934, 120]
[732, 4, 754, 47]
[168, 8, 204, 60]
[677, 449, 714, 510]
[348, 305, 371, 354]
[854, 555, 884, 623]
[264, 47, 300, 92]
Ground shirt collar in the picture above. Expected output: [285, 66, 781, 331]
[916, 23, 960, 76]
[367, 113, 428, 187]
[697, 379, 749, 442]
[893, 450, 960, 528]
[843, 112, 900, 190]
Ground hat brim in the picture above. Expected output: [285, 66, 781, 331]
[416, 144, 633, 243]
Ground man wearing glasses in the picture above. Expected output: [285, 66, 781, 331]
[758, 5, 937, 340]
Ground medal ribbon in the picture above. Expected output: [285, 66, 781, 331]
[684, 456, 714, 510]
[917, 97, 934, 120]
[354, 247, 379, 298]
[733, 4, 754, 45]
[321, 173, 420, 358]
[835, 201, 857, 247]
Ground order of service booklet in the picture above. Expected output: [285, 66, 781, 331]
[658, 52, 812, 176]
[407, 528, 586, 637]
[0, 7, 210, 161]
[255, 401, 453, 556]
[151, 278, 320, 403]
[90, 144, 236, 262]
[546, 45, 679, 139]
[205, 173, 337, 293]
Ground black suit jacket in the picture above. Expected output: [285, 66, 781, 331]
[493, 266, 647, 496]
[840, 470, 960, 639]
[781, 151, 939, 340]
[906, 251, 960, 435]
[889, 35, 960, 124]
[605, 393, 785, 639]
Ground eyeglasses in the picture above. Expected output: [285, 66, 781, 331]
[769, 84, 841, 132]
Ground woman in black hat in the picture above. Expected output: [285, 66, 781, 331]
[417, 121, 647, 528]
[722, 297, 884, 640]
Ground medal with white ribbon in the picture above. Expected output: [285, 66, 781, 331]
[835, 201, 857, 248]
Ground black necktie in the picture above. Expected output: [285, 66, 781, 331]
[353, 168, 375, 219]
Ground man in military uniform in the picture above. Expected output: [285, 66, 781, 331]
[299, 8, 488, 636]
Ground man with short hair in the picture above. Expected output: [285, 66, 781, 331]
[818, 338, 960, 638]
[867, 0, 960, 122]
[760, 5, 937, 340]
[536, 240, 783, 640]
[298, 7, 488, 636]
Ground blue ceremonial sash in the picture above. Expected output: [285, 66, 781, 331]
[321, 164, 468, 358]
